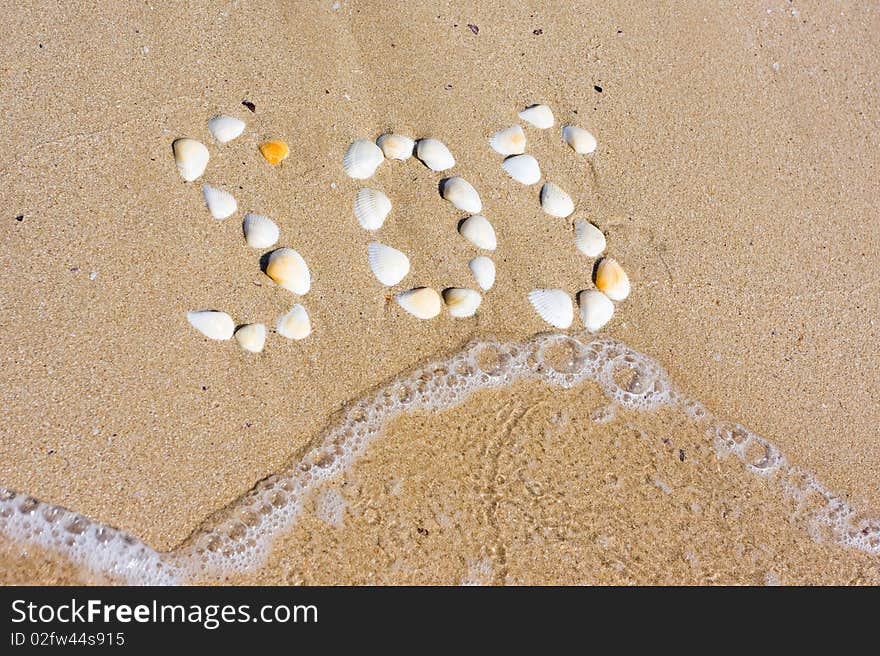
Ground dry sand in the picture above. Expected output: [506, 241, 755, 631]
[0, 1, 878, 584]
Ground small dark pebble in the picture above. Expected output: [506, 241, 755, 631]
[202, 386, 208, 391]
[416, 527, 429, 535]
[533, 28, 543, 35]
[467, 23, 479, 35]
[69, 266, 79, 273]
[594, 85, 603, 93]
[242, 100, 256, 113]
[15, 214, 24, 222]
[444, 83, 453, 90]
[679, 449, 686, 462]
[617, 29, 623, 34]
[662, 437, 671, 445]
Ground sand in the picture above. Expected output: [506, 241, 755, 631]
[0, 1, 878, 584]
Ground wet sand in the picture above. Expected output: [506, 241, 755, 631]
[1, 1, 878, 583]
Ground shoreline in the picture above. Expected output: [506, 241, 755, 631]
[2, 332, 877, 585]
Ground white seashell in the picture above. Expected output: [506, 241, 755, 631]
[234, 323, 267, 353]
[201, 184, 237, 220]
[574, 220, 606, 257]
[368, 242, 410, 286]
[468, 256, 496, 291]
[501, 154, 541, 185]
[396, 287, 442, 320]
[577, 290, 614, 333]
[172, 138, 209, 182]
[518, 104, 555, 129]
[458, 215, 497, 250]
[265, 248, 311, 295]
[187, 310, 234, 340]
[277, 304, 312, 340]
[343, 139, 384, 179]
[562, 125, 597, 154]
[442, 288, 482, 318]
[527, 289, 573, 329]
[376, 133, 415, 161]
[207, 115, 245, 143]
[540, 182, 574, 218]
[415, 138, 455, 171]
[242, 213, 280, 249]
[441, 177, 482, 213]
[489, 125, 526, 156]
[594, 258, 631, 301]
[353, 188, 392, 230]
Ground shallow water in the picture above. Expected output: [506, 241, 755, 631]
[1, 333, 878, 584]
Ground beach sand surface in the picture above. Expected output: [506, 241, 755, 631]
[0, 1, 878, 583]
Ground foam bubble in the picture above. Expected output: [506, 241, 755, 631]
[0, 490, 181, 585]
[1, 333, 877, 583]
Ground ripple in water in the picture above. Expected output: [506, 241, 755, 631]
[0, 333, 877, 584]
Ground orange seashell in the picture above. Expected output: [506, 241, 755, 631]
[259, 140, 290, 165]
[594, 258, 631, 301]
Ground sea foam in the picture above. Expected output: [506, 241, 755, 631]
[1, 333, 877, 584]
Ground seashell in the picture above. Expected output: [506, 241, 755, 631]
[594, 258, 631, 301]
[489, 125, 526, 156]
[172, 138, 209, 182]
[265, 248, 311, 295]
[343, 139, 384, 179]
[415, 138, 455, 171]
[577, 290, 614, 333]
[458, 215, 497, 250]
[527, 289, 574, 329]
[368, 242, 410, 286]
[201, 184, 237, 220]
[242, 213, 280, 249]
[186, 310, 234, 340]
[353, 188, 392, 231]
[234, 323, 267, 353]
[207, 115, 245, 143]
[468, 256, 496, 291]
[277, 304, 312, 340]
[442, 288, 482, 318]
[376, 133, 415, 161]
[259, 140, 290, 165]
[574, 220, 606, 258]
[441, 177, 482, 213]
[396, 287, 442, 320]
[518, 104, 555, 129]
[502, 154, 541, 185]
[562, 125, 597, 154]
[540, 182, 574, 218]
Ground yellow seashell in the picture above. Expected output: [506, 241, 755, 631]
[259, 140, 290, 165]
[594, 258, 631, 301]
